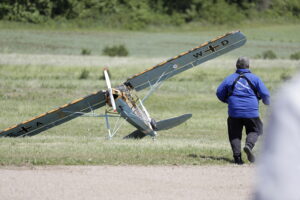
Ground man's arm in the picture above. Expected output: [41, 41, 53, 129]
[256, 77, 270, 105]
[216, 80, 228, 103]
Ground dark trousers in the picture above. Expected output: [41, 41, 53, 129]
[227, 117, 263, 157]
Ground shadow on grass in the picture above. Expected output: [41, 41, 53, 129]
[188, 154, 233, 163]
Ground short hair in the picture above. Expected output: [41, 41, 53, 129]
[236, 57, 250, 69]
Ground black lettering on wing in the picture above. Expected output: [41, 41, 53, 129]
[193, 51, 203, 58]
[221, 40, 229, 46]
[36, 122, 43, 127]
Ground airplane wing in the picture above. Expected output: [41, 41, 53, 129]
[0, 90, 107, 137]
[124, 31, 246, 91]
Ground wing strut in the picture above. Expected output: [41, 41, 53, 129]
[142, 71, 166, 103]
[142, 69, 174, 103]
[104, 110, 126, 139]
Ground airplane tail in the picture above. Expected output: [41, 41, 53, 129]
[123, 114, 192, 139]
[154, 114, 192, 131]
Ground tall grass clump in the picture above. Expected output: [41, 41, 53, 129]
[79, 69, 90, 79]
[81, 48, 91, 55]
[262, 50, 277, 59]
[290, 51, 300, 60]
[102, 45, 129, 57]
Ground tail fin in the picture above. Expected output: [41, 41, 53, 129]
[155, 114, 192, 131]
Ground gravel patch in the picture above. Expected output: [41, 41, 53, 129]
[0, 165, 255, 200]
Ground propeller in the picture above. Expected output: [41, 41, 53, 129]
[104, 68, 117, 112]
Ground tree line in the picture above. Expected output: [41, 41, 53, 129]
[0, 0, 299, 29]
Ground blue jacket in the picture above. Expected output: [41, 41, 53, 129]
[216, 68, 270, 118]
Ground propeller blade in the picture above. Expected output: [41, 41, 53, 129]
[104, 69, 117, 112]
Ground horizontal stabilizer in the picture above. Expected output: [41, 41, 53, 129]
[155, 114, 192, 131]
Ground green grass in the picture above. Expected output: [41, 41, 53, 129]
[0, 22, 300, 58]
[1, 23, 300, 166]
[0, 62, 299, 166]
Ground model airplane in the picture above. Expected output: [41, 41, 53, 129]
[0, 31, 246, 139]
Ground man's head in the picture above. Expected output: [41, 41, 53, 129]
[236, 57, 250, 69]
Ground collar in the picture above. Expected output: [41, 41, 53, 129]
[236, 68, 251, 74]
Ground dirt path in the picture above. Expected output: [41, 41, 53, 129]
[0, 165, 255, 200]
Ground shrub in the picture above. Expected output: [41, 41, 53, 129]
[290, 51, 300, 60]
[102, 44, 129, 57]
[262, 50, 277, 59]
[79, 69, 89, 79]
[81, 48, 91, 55]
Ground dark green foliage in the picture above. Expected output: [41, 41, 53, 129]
[81, 48, 91, 55]
[290, 51, 300, 60]
[262, 50, 277, 59]
[270, 0, 300, 18]
[102, 45, 129, 57]
[200, 0, 245, 24]
[0, 0, 299, 29]
[0, 0, 52, 23]
[79, 69, 89, 79]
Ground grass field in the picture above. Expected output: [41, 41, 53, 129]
[0, 23, 300, 58]
[0, 23, 300, 166]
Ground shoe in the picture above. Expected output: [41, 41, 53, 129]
[233, 155, 244, 165]
[244, 146, 255, 163]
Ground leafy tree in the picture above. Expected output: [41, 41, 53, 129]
[0, 0, 299, 28]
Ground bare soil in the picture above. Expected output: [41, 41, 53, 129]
[0, 165, 255, 200]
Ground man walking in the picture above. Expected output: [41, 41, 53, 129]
[216, 57, 270, 164]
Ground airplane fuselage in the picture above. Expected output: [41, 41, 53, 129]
[110, 87, 156, 137]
